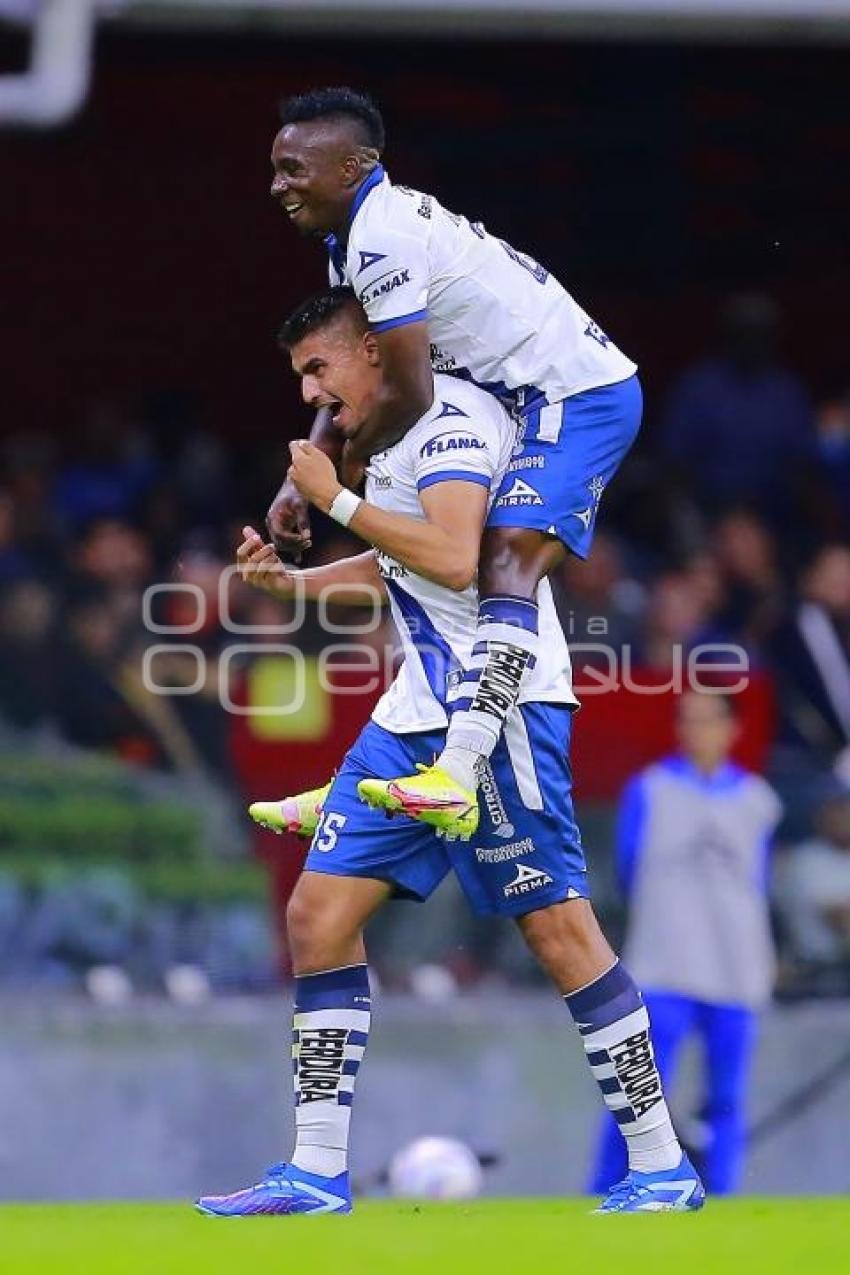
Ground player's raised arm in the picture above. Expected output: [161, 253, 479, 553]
[288, 442, 487, 592]
[344, 220, 434, 461]
[265, 406, 339, 561]
[343, 318, 433, 461]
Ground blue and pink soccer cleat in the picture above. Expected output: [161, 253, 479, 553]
[196, 1162, 351, 1216]
[595, 1153, 705, 1213]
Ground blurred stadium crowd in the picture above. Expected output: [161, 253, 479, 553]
[1, 292, 849, 997]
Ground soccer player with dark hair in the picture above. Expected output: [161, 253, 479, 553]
[263, 87, 642, 840]
[196, 289, 703, 1217]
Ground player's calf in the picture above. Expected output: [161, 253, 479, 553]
[517, 901, 694, 1202]
[436, 529, 566, 794]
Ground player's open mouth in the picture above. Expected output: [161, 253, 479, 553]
[283, 202, 304, 218]
[327, 400, 345, 425]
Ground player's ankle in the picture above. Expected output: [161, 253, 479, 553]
[437, 747, 482, 792]
[628, 1138, 682, 1174]
[290, 1147, 348, 1177]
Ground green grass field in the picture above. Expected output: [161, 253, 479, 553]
[2, 1200, 847, 1275]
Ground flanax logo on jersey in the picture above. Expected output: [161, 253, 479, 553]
[419, 430, 486, 459]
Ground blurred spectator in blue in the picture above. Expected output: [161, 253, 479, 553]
[768, 544, 850, 768]
[54, 587, 217, 776]
[1, 431, 58, 557]
[658, 294, 813, 527]
[0, 488, 35, 584]
[589, 691, 781, 1195]
[53, 400, 158, 532]
[552, 531, 645, 654]
[635, 570, 722, 670]
[814, 388, 850, 538]
[54, 589, 147, 756]
[0, 579, 57, 729]
[711, 510, 786, 652]
[775, 789, 850, 972]
[70, 516, 154, 629]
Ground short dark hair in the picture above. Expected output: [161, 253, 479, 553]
[280, 86, 385, 154]
[277, 287, 367, 350]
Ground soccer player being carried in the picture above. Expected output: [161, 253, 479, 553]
[196, 289, 703, 1216]
[262, 86, 642, 841]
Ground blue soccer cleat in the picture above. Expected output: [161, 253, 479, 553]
[195, 1162, 351, 1216]
[594, 1152, 705, 1213]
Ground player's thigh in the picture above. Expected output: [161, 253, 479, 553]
[304, 720, 453, 906]
[486, 374, 642, 561]
[447, 702, 588, 918]
[478, 525, 567, 599]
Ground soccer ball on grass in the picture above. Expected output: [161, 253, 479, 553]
[387, 1136, 483, 1199]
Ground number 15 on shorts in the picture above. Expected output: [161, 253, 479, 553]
[313, 811, 347, 852]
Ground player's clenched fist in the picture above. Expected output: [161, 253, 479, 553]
[287, 440, 343, 513]
[266, 479, 312, 563]
[236, 525, 296, 597]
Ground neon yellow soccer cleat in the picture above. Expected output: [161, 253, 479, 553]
[248, 782, 332, 840]
[357, 764, 479, 841]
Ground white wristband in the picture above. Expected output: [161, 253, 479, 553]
[328, 488, 362, 528]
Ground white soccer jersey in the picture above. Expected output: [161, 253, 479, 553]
[327, 166, 637, 410]
[368, 373, 578, 734]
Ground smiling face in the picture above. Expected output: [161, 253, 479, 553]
[270, 119, 366, 238]
[289, 312, 381, 441]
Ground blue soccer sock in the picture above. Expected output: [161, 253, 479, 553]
[290, 963, 371, 1178]
[439, 595, 539, 790]
[565, 961, 681, 1175]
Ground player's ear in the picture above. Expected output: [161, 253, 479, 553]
[364, 330, 380, 365]
[341, 154, 361, 188]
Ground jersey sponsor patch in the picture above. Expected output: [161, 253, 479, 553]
[296, 1026, 349, 1103]
[475, 836, 535, 863]
[360, 268, 411, 305]
[503, 863, 554, 898]
[357, 250, 388, 274]
[496, 477, 544, 507]
[608, 1029, 664, 1120]
[419, 430, 486, 459]
[478, 761, 515, 838]
[434, 401, 469, 420]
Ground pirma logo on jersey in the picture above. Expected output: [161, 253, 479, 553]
[496, 478, 544, 507]
[503, 863, 553, 898]
[419, 432, 487, 459]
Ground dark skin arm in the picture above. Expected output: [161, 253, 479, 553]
[344, 319, 434, 460]
[266, 321, 433, 557]
[266, 405, 338, 560]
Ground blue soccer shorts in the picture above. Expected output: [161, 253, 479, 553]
[487, 374, 643, 559]
[304, 702, 588, 918]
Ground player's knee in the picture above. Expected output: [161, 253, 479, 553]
[518, 898, 613, 981]
[479, 527, 563, 598]
[285, 886, 326, 971]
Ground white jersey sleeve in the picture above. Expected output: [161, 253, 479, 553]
[347, 200, 429, 332]
[408, 396, 505, 495]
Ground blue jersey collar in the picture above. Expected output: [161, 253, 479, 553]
[662, 754, 743, 791]
[350, 163, 386, 222]
[325, 164, 386, 276]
